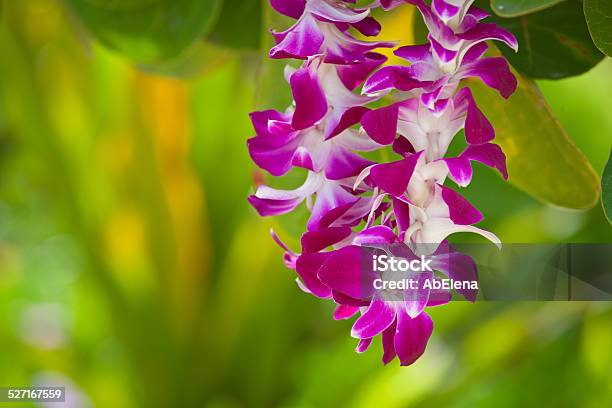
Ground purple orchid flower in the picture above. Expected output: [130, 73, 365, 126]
[249, 171, 361, 231]
[373, 0, 407, 11]
[270, 224, 478, 365]
[248, 56, 384, 178]
[248, 0, 518, 366]
[354, 152, 503, 251]
[270, 0, 397, 63]
[361, 0, 518, 108]
[409, 0, 518, 56]
[363, 42, 517, 108]
[286, 226, 477, 365]
[362, 87, 497, 155]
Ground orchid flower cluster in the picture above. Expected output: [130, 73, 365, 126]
[248, 0, 518, 366]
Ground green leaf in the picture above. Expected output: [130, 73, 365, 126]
[469, 73, 601, 210]
[412, 6, 429, 44]
[491, 0, 567, 18]
[486, 0, 605, 79]
[208, 0, 263, 49]
[584, 0, 612, 57]
[65, 0, 222, 64]
[602, 150, 612, 224]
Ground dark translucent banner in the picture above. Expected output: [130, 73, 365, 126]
[351, 243, 612, 302]
[455, 243, 612, 301]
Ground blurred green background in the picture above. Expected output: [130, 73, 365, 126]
[0, 1, 611, 407]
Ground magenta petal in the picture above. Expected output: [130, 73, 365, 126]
[327, 106, 370, 139]
[403, 271, 433, 318]
[394, 44, 432, 63]
[462, 42, 488, 65]
[351, 298, 396, 339]
[270, 228, 296, 255]
[455, 87, 494, 145]
[431, 97, 450, 114]
[268, 118, 297, 137]
[462, 57, 517, 99]
[390, 67, 433, 92]
[334, 304, 359, 320]
[308, 0, 369, 23]
[307, 183, 358, 231]
[362, 66, 400, 94]
[270, 0, 305, 19]
[379, 0, 404, 10]
[334, 21, 350, 33]
[324, 37, 397, 65]
[444, 143, 507, 186]
[353, 225, 397, 247]
[393, 198, 411, 235]
[361, 104, 399, 145]
[463, 143, 508, 180]
[318, 245, 376, 299]
[429, 35, 458, 63]
[382, 320, 397, 365]
[284, 253, 298, 270]
[440, 185, 483, 225]
[270, 14, 324, 60]
[290, 66, 328, 130]
[247, 135, 300, 176]
[301, 226, 352, 254]
[420, 85, 445, 110]
[432, 0, 460, 21]
[295, 252, 333, 298]
[250, 109, 289, 137]
[248, 195, 303, 217]
[392, 136, 416, 156]
[352, 16, 382, 36]
[318, 202, 355, 229]
[470, 6, 489, 20]
[394, 310, 433, 366]
[337, 53, 387, 91]
[325, 148, 374, 180]
[443, 157, 473, 187]
[356, 337, 374, 353]
[370, 152, 422, 197]
[291, 146, 315, 171]
[458, 22, 519, 52]
[332, 289, 370, 307]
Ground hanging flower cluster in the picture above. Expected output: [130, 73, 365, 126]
[248, 0, 518, 366]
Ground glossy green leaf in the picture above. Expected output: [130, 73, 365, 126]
[469, 74, 601, 210]
[486, 0, 605, 79]
[491, 0, 567, 17]
[602, 150, 612, 224]
[65, 0, 222, 64]
[584, 0, 612, 57]
[208, 0, 263, 49]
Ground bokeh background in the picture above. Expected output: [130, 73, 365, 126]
[0, 1, 611, 407]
